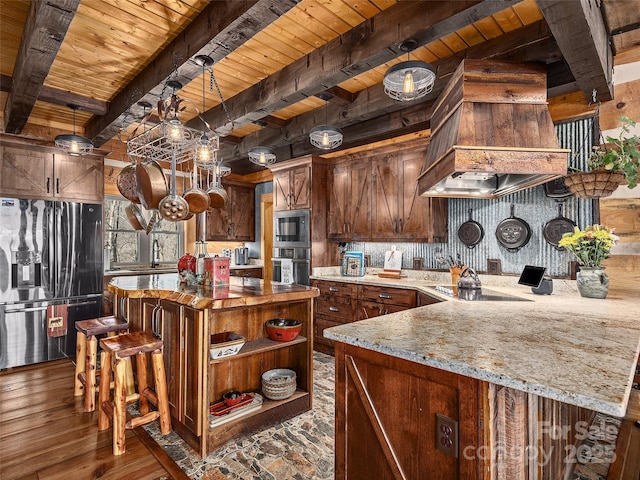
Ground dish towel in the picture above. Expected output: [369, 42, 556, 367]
[280, 259, 294, 284]
[47, 304, 68, 337]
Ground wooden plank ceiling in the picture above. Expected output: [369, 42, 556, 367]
[1, 0, 639, 175]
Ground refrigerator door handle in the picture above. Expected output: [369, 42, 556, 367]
[4, 306, 49, 314]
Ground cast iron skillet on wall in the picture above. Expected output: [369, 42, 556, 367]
[458, 208, 484, 249]
[495, 204, 531, 252]
[543, 203, 576, 250]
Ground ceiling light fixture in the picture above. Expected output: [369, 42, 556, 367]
[193, 55, 218, 168]
[55, 104, 94, 156]
[383, 40, 435, 102]
[309, 93, 343, 150]
[248, 146, 276, 167]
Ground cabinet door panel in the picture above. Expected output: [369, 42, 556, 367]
[328, 164, 349, 239]
[349, 160, 371, 240]
[230, 185, 255, 241]
[182, 306, 202, 435]
[273, 171, 291, 211]
[206, 207, 230, 240]
[0, 146, 53, 199]
[54, 154, 104, 202]
[371, 156, 399, 240]
[290, 165, 311, 209]
[159, 301, 182, 420]
[397, 154, 427, 239]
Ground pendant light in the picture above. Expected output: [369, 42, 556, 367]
[248, 146, 276, 167]
[55, 104, 94, 156]
[383, 40, 435, 102]
[164, 80, 185, 143]
[309, 93, 343, 150]
[193, 55, 218, 168]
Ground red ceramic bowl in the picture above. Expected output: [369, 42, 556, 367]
[265, 319, 302, 342]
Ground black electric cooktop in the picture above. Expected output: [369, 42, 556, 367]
[428, 285, 533, 302]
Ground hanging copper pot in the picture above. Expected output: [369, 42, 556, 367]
[135, 158, 168, 210]
[116, 161, 140, 203]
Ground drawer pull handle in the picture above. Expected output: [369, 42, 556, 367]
[379, 293, 392, 299]
[329, 287, 339, 292]
[329, 306, 339, 312]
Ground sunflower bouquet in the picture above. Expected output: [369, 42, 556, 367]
[558, 224, 619, 267]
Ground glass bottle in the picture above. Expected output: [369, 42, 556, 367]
[194, 241, 210, 284]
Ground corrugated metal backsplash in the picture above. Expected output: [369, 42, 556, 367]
[347, 117, 596, 277]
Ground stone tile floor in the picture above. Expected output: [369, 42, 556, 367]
[141, 352, 335, 480]
[141, 352, 619, 479]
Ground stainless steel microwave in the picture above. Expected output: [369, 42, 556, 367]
[274, 209, 310, 248]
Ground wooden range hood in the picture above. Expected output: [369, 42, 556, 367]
[418, 59, 569, 199]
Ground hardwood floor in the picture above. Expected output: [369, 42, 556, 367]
[0, 359, 187, 480]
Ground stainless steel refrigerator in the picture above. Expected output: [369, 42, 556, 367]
[0, 197, 103, 369]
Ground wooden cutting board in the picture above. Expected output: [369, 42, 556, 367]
[383, 246, 402, 271]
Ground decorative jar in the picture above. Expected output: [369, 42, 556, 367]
[576, 267, 609, 299]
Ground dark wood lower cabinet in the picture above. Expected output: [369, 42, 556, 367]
[335, 342, 480, 479]
[334, 342, 596, 479]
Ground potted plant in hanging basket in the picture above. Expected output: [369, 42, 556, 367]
[564, 116, 639, 198]
[558, 224, 619, 298]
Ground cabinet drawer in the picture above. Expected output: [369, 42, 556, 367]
[316, 295, 356, 320]
[314, 315, 341, 348]
[358, 301, 409, 320]
[359, 285, 416, 307]
[311, 279, 357, 298]
[230, 268, 263, 278]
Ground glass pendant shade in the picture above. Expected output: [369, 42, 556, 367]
[166, 114, 185, 142]
[194, 134, 218, 168]
[55, 105, 93, 156]
[248, 146, 276, 167]
[383, 60, 435, 102]
[309, 124, 343, 150]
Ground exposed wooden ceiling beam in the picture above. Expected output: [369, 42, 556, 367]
[86, 0, 300, 147]
[536, 0, 613, 102]
[189, 0, 523, 135]
[0, 74, 109, 115]
[221, 20, 561, 166]
[3, 0, 81, 133]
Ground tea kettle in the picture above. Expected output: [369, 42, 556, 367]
[457, 267, 481, 289]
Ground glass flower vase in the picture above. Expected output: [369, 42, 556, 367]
[576, 267, 609, 299]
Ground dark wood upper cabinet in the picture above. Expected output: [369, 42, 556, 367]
[1, 138, 104, 203]
[206, 180, 255, 241]
[328, 138, 448, 243]
[328, 159, 371, 240]
[272, 163, 312, 211]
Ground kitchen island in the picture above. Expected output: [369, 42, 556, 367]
[108, 274, 318, 457]
[319, 271, 640, 479]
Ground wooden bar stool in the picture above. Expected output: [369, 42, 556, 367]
[98, 331, 171, 456]
[74, 316, 130, 412]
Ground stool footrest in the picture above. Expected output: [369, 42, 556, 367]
[126, 411, 160, 429]
[141, 387, 158, 407]
[101, 401, 114, 424]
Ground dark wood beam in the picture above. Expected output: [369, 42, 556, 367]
[536, 0, 613, 102]
[86, 0, 300, 147]
[318, 87, 357, 107]
[0, 74, 109, 115]
[4, 0, 81, 133]
[253, 115, 289, 128]
[221, 20, 560, 164]
[188, 0, 523, 135]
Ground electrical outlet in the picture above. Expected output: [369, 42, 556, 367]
[436, 414, 458, 458]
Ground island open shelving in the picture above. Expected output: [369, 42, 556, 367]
[108, 274, 318, 456]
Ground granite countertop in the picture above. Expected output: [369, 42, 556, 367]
[316, 269, 640, 417]
[108, 273, 317, 310]
[105, 261, 263, 276]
